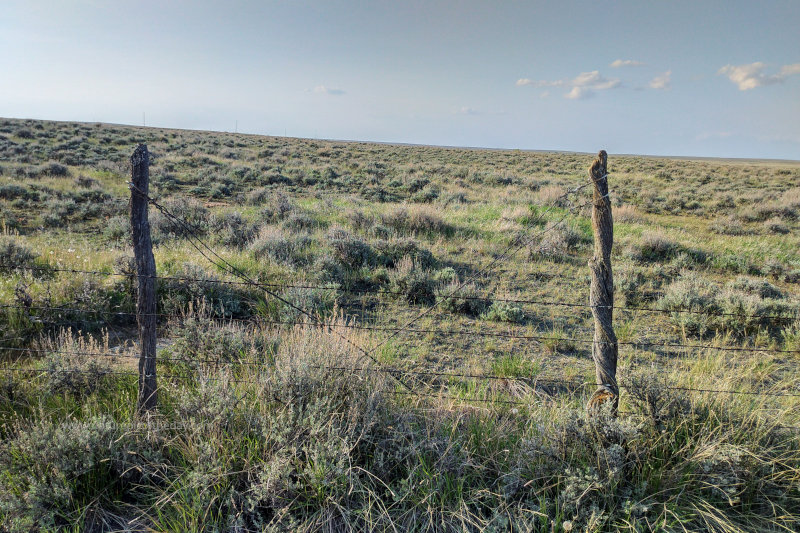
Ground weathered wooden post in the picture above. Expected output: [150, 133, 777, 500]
[586, 150, 618, 414]
[130, 144, 157, 413]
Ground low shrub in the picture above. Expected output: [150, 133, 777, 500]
[0, 237, 39, 273]
[439, 278, 491, 317]
[533, 224, 585, 260]
[210, 211, 258, 248]
[102, 215, 131, 245]
[258, 192, 294, 221]
[614, 204, 646, 224]
[328, 228, 374, 269]
[481, 300, 525, 323]
[273, 285, 339, 321]
[250, 227, 313, 267]
[159, 263, 250, 318]
[628, 230, 681, 262]
[151, 197, 210, 241]
[764, 217, 790, 235]
[380, 206, 450, 236]
[658, 271, 798, 336]
[710, 214, 757, 236]
[373, 238, 435, 269]
[390, 257, 436, 305]
[37, 329, 114, 397]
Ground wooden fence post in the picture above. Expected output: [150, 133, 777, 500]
[130, 144, 157, 413]
[586, 150, 619, 414]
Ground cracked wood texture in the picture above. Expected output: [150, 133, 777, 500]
[131, 144, 157, 413]
[587, 150, 619, 414]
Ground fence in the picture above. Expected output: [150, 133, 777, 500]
[1, 146, 799, 429]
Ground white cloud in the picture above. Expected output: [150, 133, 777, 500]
[457, 106, 478, 115]
[518, 70, 619, 99]
[516, 77, 563, 88]
[649, 70, 671, 90]
[610, 59, 644, 68]
[571, 70, 620, 90]
[564, 86, 592, 100]
[313, 85, 345, 95]
[718, 62, 800, 90]
[779, 63, 800, 77]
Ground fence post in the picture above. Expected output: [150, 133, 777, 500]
[130, 144, 157, 413]
[586, 150, 618, 414]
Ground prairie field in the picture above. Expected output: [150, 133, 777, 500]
[1, 117, 799, 531]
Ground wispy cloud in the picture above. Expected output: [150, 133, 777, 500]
[571, 71, 620, 90]
[610, 59, 644, 68]
[696, 131, 733, 141]
[718, 62, 800, 90]
[312, 85, 345, 95]
[516, 78, 563, 88]
[649, 70, 671, 90]
[517, 70, 620, 99]
[564, 86, 592, 100]
[456, 106, 479, 115]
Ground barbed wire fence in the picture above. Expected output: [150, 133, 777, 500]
[1, 145, 798, 430]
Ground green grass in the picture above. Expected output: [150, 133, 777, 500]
[1, 117, 799, 531]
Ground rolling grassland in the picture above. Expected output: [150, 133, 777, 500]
[1, 117, 799, 531]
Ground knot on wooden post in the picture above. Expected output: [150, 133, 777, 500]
[587, 149, 618, 415]
[586, 384, 618, 412]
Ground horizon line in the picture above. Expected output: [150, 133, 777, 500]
[3, 115, 799, 164]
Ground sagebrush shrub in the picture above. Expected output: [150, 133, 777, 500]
[628, 230, 681, 262]
[151, 197, 210, 240]
[439, 278, 490, 316]
[659, 272, 798, 336]
[380, 205, 449, 236]
[102, 215, 131, 244]
[0, 237, 38, 273]
[250, 227, 312, 267]
[328, 228, 374, 269]
[159, 263, 248, 317]
[481, 300, 525, 323]
[210, 211, 257, 248]
[373, 238, 435, 269]
[390, 257, 436, 305]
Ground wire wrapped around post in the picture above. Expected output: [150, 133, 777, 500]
[586, 150, 619, 414]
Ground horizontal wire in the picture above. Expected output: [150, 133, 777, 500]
[2, 262, 796, 323]
[0, 304, 797, 357]
[2, 362, 797, 430]
[3, 345, 799, 398]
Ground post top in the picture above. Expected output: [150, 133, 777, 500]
[131, 144, 149, 166]
[590, 149, 608, 178]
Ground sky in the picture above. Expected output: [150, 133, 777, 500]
[1, 1, 799, 160]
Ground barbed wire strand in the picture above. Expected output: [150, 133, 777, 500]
[2, 263, 797, 324]
[1, 303, 798, 357]
[3, 345, 798, 399]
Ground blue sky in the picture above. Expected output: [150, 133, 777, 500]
[1, 1, 799, 159]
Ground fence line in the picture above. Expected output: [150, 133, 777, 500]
[1, 148, 797, 431]
[3, 344, 799, 399]
[3, 262, 797, 324]
[3, 363, 800, 433]
[1, 302, 798, 357]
